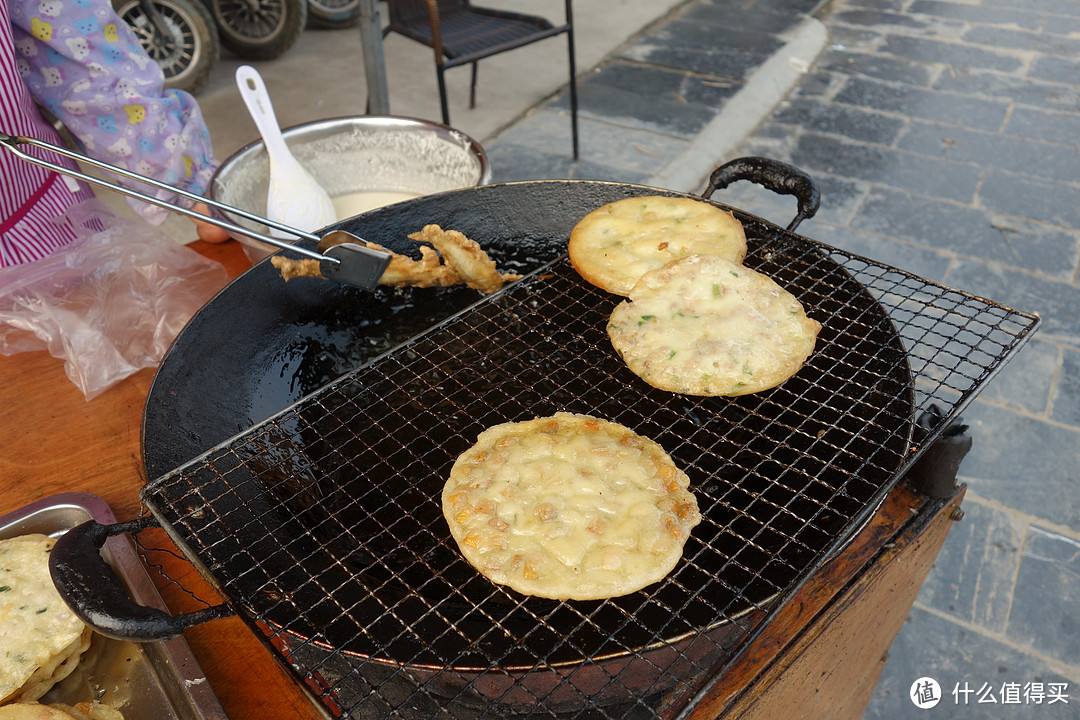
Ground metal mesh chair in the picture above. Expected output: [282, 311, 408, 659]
[383, 0, 579, 158]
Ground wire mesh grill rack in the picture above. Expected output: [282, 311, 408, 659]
[143, 224, 1038, 719]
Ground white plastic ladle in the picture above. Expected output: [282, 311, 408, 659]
[235, 65, 338, 239]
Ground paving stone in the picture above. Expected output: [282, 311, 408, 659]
[908, 0, 1045, 30]
[945, 256, 1079, 344]
[1007, 524, 1080, 666]
[935, 68, 1080, 113]
[977, 337, 1059, 416]
[619, 42, 773, 83]
[815, 48, 937, 87]
[834, 76, 1010, 132]
[899, 120, 1080, 186]
[486, 143, 578, 183]
[636, 18, 786, 56]
[805, 221, 954, 282]
[580, 62, 693, 101]
[979, 170, 1080, 234]
[964, 25, 1080, 55]
[982, 0, 1080, 19]
[1006, 106, 1080, 147]
[789, 69, 849, 100]
[822, 22, 884, 54]
[1048, 14, 1080, 33]
[880, 34, 1025, 73]
[915, 498, 1024, 632]
[701, 0, 822, 17]
[772, 97, 907, 144]
[574, 82, 715, 139]
[852, 186, 1080, 279]
[956, 401, 1080, 531]
[1028, 54, 1080, 85]
[864, 607, 1076, 719]
[842, 0, 907, 9]
[581, 61, 739, 112]
[789, 132, 982, 204]
[1052, 345, 1080, 426]
[683, 3, 805, 35]
[831, 8, 938, 30]
[680, 74, 743, 109]
[490, 109, 689, 183]
[792, 171, 868, 227]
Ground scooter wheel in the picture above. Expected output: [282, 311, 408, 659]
[117, 0, 220, 94]
[307, 0, 361, 28]
[203, 0, 307, 60]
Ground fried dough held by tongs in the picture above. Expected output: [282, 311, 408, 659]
[271, 224, 521, 294]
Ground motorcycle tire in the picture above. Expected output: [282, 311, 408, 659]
[201, 0, 307, 60]
[307, 0, 361, 29]
[116, 0, 219, 94]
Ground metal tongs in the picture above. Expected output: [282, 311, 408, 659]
[0, 132, 392, 290]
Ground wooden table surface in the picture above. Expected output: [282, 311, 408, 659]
[0, 238, 962, 720]
[1, 239, 321, 720]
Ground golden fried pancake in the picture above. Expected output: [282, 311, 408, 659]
[0, 703, 122, 720]
[0, 705, 82, 720]
[607, 255, 820, 396]
[0, 535, 90, 704]
[443, 412, 700, 600]
[569, 195, 747, 295]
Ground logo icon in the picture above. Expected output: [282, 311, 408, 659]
[911, 677, 942, 709]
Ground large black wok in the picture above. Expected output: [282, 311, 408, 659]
[142, 162, 819, 477]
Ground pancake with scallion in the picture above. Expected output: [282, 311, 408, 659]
[607, 254, 820, 396]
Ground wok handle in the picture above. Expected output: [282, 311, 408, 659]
[50, 517, 233, 642]
[700, 156, 820, 231]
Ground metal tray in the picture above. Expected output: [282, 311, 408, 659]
[0, 492, 226, 720]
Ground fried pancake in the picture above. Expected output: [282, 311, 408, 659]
[443, 412, 700, 600]
[0, 535, 89, 704]
[607, 254, 820, 396]
[0, 705, 82, 720]
[569, 195, 747, 295]
[0, 703, 122, 720]
[14, 628, 92, 703]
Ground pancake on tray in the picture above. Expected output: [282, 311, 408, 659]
[442, 412, 701, 601]
[607, 254, 820, 397]
[0, 535, 92, 705]
[0, 703, 123, 720]
[569, 195, 747, 296]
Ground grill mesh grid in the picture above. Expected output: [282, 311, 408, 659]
[145, 228, 1037, 719]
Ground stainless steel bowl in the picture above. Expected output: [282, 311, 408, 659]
[210, 115, 491, 261]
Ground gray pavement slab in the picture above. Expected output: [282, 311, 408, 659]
[714, 1, 1080, 716]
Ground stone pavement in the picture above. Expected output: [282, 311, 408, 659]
[489, 0, 1080, 717]
[702, 1, 1080, 718]
[486, 0, 827, 190]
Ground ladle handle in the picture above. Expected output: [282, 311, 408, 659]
[0, 132, 330, 263]
[235, 65, 296, 171]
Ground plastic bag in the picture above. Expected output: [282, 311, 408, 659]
[0, 200, 229, 400]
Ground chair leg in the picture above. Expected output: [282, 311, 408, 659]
[567, 30, 579, 159]
[436, 66, 451, 125]
[469, 62, 479, 109]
